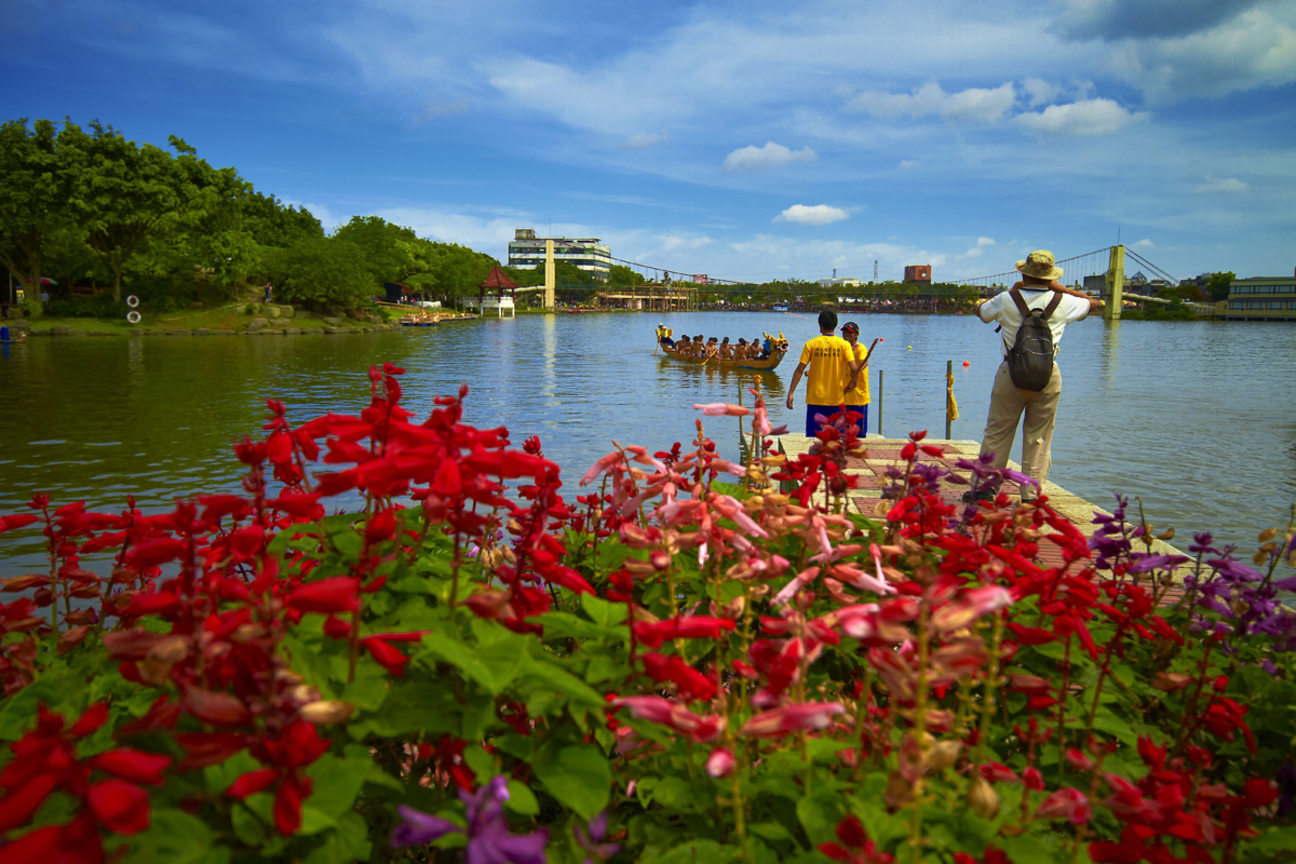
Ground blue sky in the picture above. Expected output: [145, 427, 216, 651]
[3, 0, 1294, 283]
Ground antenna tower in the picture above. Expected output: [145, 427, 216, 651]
[873, 260, 879, 280]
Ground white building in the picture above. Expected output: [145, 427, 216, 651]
[818, 277, 863, 288]
[508, 228, 612, 282]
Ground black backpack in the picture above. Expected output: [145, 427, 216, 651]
[1005, 288, 1062, 391]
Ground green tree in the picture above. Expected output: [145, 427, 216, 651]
[332, 216, 441, 289]
[59, 121, 193, 302]
[243, 192, 323, 249]
[260, 237, 375, 307]
[428, 242, 500, 303]
[0, 118, 69, 314]
[1206, 271, 1235, 302]
[607, 264, 645, 288]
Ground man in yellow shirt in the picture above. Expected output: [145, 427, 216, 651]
[840, 321, 870, 437]
[785, 309, 863, 437]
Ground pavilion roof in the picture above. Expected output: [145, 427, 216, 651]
[479, 266, 520, 290]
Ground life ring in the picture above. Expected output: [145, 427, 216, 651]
[127, 310, 141, 324]
[126, 295, 140, 308]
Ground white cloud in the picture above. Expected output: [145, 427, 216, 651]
[623, 131, 668, 149]
[414, 97, 470, 124]
[774, 204, 849, 225]
[1022, 77, 1062, 107]
[898, 159, 919, 170]
[1133, 238, 1155, 248]
[1195, 177, 1250, 193]
[1104, 7, 1296, 103]
[722, 142, 817, 173]
[958, 238, 997, 259]
[1015, 98, 1143, 136]
[845, 81, 1016, 123]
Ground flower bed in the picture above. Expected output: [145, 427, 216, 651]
[0, 363, 1293, 864]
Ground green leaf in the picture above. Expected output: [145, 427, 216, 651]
[418, 631, 501, 694]
[341, 662, 390, 711]
[581, 593, 628, 626]
[997, 833, 1068, 864]
[126, 808, 232, 864]
[521, 654, 608, 711]
[299, 744, 376, 835]
[796, 793, 845, 846]
[532, 743, 611, 821]
[647, 776, 705, 812]
[505, 781, 540, 816]
[231, 802, 266, 847]
[749, 822, 796, 843]
[303, 811, 372, 864]
[463, 743, 496, 783]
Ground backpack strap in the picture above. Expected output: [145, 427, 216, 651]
[1041, 291, 1063, 321]
[1009, 288, 1032, 318]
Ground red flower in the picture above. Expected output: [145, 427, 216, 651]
[1036, 787, 1092, 825]
[287, 577, 361, 615]
[641, 653, 717, 702]
[90, 749, 172, 785]
[87, 779, 150, 835]
[634, 616, 736, 649]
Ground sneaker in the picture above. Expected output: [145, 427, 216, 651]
[961, 488, 995, 504]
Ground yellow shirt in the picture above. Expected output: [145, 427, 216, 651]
[844, 341, 870, 405]
[799, 334, 856, 405]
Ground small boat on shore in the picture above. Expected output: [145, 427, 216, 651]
[656, 334, 789, 371]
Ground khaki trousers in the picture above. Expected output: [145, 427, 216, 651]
[979, 361, 1061, 486]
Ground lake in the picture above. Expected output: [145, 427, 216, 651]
[2, 312, 1293, 579]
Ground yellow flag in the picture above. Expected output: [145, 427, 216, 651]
[946, 371, 959, 422]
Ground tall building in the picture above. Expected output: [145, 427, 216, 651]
[904, 265, 931, 283]
[508, 228, 612, 282]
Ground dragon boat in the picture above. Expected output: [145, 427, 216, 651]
[655, 327, 789, 371]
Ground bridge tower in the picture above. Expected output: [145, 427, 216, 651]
[544, 239, 556, 310]
[1104, 244, 1125, 321]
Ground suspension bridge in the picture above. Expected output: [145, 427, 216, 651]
[517, 242, 1206, 320]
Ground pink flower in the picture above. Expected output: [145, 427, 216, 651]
[930, 585, 1013, 633]
[612, 696, 725, 743]
[1036, 787, 1092, 825]
[693, 403, 751, 417]
[705, 747, 735, 778]
[739, 702, 845, 738]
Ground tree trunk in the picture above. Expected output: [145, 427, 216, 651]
[111, 253, 123, 304]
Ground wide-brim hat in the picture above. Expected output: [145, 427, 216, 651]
[1016, 250, 1063, 280]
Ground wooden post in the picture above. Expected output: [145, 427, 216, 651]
[945, 360, 953, 439]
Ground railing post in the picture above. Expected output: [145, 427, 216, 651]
[877, 370, 883, 437]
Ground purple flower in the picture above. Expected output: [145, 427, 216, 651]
[391, 776, 548, 864]
[574, 811, 621, 864]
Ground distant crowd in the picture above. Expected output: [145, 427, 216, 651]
[698, 297, 978, 313]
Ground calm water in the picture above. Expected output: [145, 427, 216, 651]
[2, 313, 1294, 578]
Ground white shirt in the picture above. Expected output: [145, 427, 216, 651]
[978, 288, 1091, 358]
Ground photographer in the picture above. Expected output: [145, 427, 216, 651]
[967, 250, 1096, 503]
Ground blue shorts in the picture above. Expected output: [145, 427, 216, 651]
[805, 404, 867, 437]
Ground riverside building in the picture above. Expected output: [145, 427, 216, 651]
[1220, 273, 1296, 322]
[508, 229, 612, 282]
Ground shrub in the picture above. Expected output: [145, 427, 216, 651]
[0, 368, 1292, 864]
